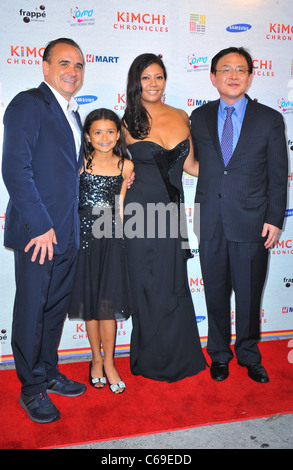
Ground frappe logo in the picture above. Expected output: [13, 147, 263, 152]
[0, 329, 7, 342]
[19, 5, 46, 23]
[226, 23, 251, 33]
[283, 277, 293, 287]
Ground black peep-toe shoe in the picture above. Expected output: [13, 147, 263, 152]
[89, 361, 106, 389]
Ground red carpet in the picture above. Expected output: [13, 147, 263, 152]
[0, 339, 292, 449]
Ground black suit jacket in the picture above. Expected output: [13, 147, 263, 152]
[2, 82, 83, 253]
[190, 95, 288, 242]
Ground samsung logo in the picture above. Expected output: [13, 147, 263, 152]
[75, 95, 98, 105]
[196, 316, 206, 323]
[285, 209, 293, 217]
[226, 23, 252, 33]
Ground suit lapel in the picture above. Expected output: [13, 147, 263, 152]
[74, 110, 84, 170]
[39, 82, 80, 165]
[206, 99, 224, 165]
[226, 95, 256, 167]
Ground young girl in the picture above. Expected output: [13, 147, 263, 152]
[68, 109, 134, 394]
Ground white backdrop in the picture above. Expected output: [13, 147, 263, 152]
[0, 0, 292, 363]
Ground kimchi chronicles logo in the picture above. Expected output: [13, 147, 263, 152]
[113, 11, 168, 32]
[7, 45, 45, 65]
[266, 22, 293, 40]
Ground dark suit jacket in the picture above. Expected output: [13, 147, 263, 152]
[190, 94, 288, 242]
[2, 82, 83, 254]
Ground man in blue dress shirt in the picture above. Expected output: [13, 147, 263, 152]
[190, 47, 288, 383]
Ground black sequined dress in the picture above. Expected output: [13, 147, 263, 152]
[68, 169, 133, 321]
[124, 139, 207, 382]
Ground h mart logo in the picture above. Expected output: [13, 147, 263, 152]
[282, 307, 293, 313]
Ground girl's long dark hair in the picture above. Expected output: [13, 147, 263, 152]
[122, 53, 167, 140]
[83, 108, 129, 171]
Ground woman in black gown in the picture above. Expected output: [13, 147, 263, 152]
[122, 53, 207, 382]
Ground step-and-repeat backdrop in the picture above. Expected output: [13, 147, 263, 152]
[0, 0, 292, 362]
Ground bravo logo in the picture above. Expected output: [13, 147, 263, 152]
[278, 98, 293, 113]
[68, 7, 95, 26]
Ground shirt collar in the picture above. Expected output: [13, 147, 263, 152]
[67, 97, 79, 113]
[44, 81, 78, 113]
[219, 95, 247, 117]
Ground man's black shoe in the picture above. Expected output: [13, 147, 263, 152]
[238, 361, 269, 383]
[47, 373, 86, 396]
[210, 361, 229, 381]
[19, 391, 60, 423]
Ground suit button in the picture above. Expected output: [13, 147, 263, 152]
[224, 171, 228, 175]
[218, 194, 222, 198]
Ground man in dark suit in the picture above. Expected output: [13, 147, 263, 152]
[2, 38, 86, 423]
[190, 47, 288, 383]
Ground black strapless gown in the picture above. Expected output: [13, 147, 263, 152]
[68, 170, 133, 322]
[125, 139, 207, 382]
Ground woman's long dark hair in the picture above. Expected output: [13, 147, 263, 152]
[83, 108, 129, 171]
[122, 53, 167, 140]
